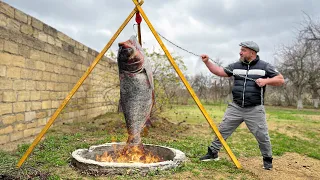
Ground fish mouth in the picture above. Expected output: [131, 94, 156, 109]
[117, 40, 144, 72]
[118, 45, 134, 58]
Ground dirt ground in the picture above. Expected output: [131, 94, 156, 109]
[3, 115, 319, 179]
[240, 152, 320, 180]
[184, 122, 320, 180]
[9, 152, 319, 180]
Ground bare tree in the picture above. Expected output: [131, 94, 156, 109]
[277, 40, 312, 109]
[299, 13, 320, 108]
[208, 58, 232, 103]
[190, 73, 213, 102]
[299, 13, 320, 43]
[306, 48, 320, 108]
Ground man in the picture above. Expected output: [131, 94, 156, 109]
[199, 41, 284, 170]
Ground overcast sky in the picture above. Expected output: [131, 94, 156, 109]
[3, 0, 320, 76]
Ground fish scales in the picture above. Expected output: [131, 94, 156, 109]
[117, 35, 154, 146]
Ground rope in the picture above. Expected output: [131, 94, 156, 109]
[156, 31, 265, 106]
[156, 32, 257, 82]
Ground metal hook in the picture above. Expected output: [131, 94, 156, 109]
[133, 23, 138, 38]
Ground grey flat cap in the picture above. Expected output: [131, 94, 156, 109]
[239, 41, 259, 52]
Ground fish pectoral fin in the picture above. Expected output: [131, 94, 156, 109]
[142, 126, 149, 137]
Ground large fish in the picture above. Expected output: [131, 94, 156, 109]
[117, 35, 154, 147]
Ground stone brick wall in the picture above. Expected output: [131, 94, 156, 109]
[0, 2, 120, 147]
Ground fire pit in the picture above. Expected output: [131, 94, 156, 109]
[71, 142, 186, 176]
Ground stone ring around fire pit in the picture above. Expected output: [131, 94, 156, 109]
[71, 142, 187, 176]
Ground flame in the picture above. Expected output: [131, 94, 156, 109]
[95, 144, 162, 163]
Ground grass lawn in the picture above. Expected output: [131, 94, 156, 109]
[1, 102, 319, 179]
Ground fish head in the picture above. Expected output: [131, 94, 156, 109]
[117, 38, 144, 72]
[118, 41, 136, 62]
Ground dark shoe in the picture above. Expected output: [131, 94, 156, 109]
[263, 157, 273, 170]
[199, 147, 219, 161]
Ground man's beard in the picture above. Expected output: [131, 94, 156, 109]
[239, 56, 250, 62]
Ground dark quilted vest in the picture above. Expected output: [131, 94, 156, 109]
[230, 56, 269, 107]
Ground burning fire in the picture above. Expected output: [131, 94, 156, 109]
[96, 143, 162, 163]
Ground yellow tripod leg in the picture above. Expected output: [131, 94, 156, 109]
[16, 2, 144, 168]
[132, 0, 241, 169]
